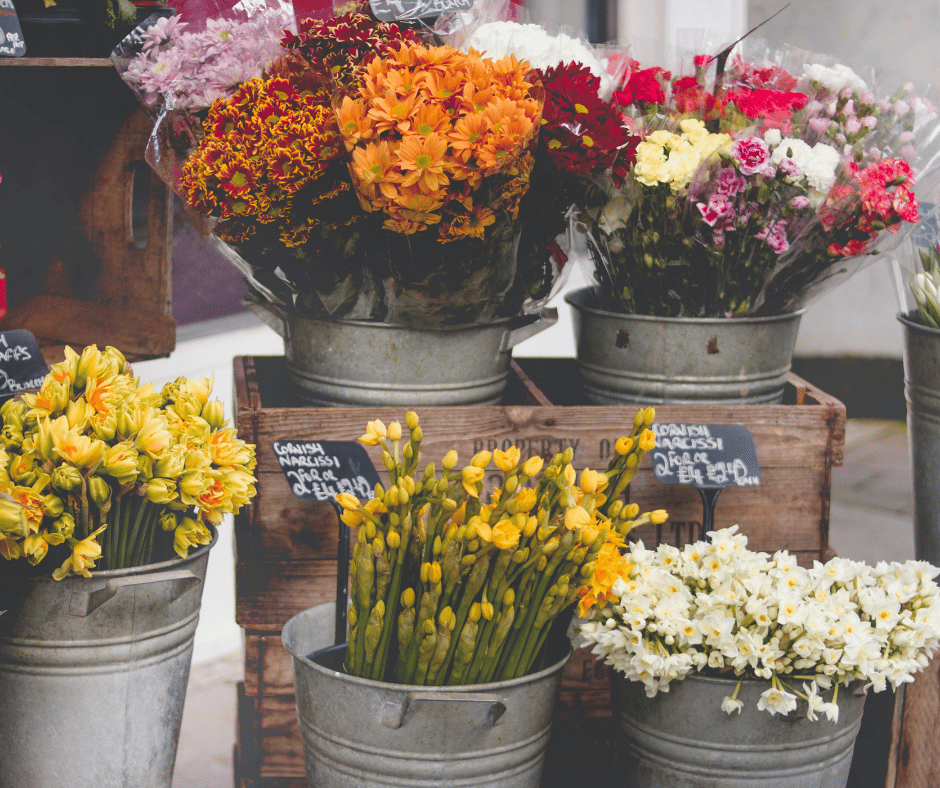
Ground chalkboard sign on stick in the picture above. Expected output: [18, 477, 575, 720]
[273, 440, 381, 503]
[650, 423, 761, 542]
[369, 0, 472, 23]
[0, 0, 26, 57]
[0, 330, 48, 401]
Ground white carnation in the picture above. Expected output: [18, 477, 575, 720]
[803, 62, 868, 94]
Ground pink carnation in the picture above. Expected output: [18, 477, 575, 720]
[756, 220, 790, 254]
[715, 168, 747, 196]
[731, 137, 775, 177]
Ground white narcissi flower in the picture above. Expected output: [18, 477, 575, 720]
[758, 686, 798, 716]
[721, 695, 744, 715]
[571, 527, 940, 722]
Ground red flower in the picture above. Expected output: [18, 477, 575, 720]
[616, 66, 671, 106]
[672, 75, 716, 116]
[726, 89, 809, 132]
[729, 54, 798, 91]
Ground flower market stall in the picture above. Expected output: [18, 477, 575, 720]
[3, 0, 940, 787]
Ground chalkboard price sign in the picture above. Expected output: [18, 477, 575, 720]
[651, 423, 761, 488]
[0, 330, 48, 401]
[0, 0, 26, 57]
[369, 0, 472, 23]
[273, 440, 381, 502]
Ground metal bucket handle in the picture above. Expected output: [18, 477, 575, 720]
[68, 569, 202, 617]
[381, 692, 507, 729]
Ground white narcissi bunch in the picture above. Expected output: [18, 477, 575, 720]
[573, 526, 940, 722]
[466, 21, 618, 100]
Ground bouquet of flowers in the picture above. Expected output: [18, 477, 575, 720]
[335, 41, 544, 325]
[0, 344, 257, 579]
[573, 526, 940, 721]
[577, 42, 940, 317]
[333, 409, 667, 684]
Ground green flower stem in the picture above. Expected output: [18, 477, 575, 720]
[479, 604, 516, 684]
[123, 498, 151, 569]
[351, 533, 374, 675]
[434, 551, 490, 685]
[370, 513, 413, 681]
[107, 493, 122, 570]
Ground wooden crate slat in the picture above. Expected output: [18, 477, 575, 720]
[888, 654, 940, 788]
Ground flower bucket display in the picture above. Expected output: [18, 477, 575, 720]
[282, 410, 667, 786]
[894, 225, 940, 564]
[573, 527, 940, 788]
[111, 6, 568, 405]
[566, 286, 803, 404]
[0, 534, 215, 788]
[0, 343, 257, 788]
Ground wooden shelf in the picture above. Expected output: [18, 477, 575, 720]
[0, 58, 112, 67]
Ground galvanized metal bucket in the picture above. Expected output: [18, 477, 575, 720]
[613, 672, 867, 788]
[900, 312, 940, 564]
[282, 605, 570, 788]
[0, 530, 215, 788]
[247, 295, 557, 407]
[565, 287, 803, 405]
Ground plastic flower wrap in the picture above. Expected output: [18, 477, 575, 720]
[0, 345, 257, 579]
[573, 526, 940, 721]
[334, 409, 666, 684]
[335, 42, 544, 326]
[891, 205, 940, 329]
[577, 40, 940, 317]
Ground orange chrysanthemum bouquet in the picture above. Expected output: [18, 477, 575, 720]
[336, 42, 544, 325]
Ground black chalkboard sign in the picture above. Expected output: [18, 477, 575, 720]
[0, 330, 48, 400]
[273, 440, 381, 502]
[0, 0, 26, 57]
[650, 423, 761, 488]
[650, 423, 761, 543]
[369, 0, 472, 23]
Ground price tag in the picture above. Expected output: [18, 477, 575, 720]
[0, 330, 48, 400]
[0, 0, 26, 57]
[650, 423, 761, 542]
[273, 440, 381, 502]
[369, 0, 472, 23]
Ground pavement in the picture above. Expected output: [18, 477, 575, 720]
[169, 414, 917, 788]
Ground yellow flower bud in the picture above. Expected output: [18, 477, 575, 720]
[384, 421, 401, 442]
[428, 561, 442, 584]
[615, 437, 634, 455]
[470, 450, 492, 469]
[461, 466, 484, 497]
[522, 456, 543, 477]
[401, 587, 415, 607]
[503, 588, 515, 606]
[420, 562, 431, 583]
[565, 506, 591, 532]
[160, 511, 178, 532]
[649, 509, 669, 524]
[386, 530, 401, 549]
[65, 399, 88, 430]
[536, 555, 548, 571]
[400, 476, 415, 496]
[405, 411, 419, 430]
[561, 448, 574, 465]
[145, 478, 177, 505]
[336, 493, 360, 510]
[580, 525, 598, 548]
[201, 400, 226, 430]
[411, 426, 423, 443]
[340, 509, 363, 529]
[639, 429, 656, 451]
[643, 407, 656, 426]
[624, 503, 640, 519]
[359, 419, 387, 446]
[385, 486, 400, 507]
[562, 464, 576, 487]
[51, 464, 83, 493]
[469, 603, 482, 623]
[523, 516, 538, 538]
[633, 409, 645, 427]
[481, 601, 494, 620]
[88, 476, 111, 508]
[74, 345, 103, 389]
[492, 521, 520, 551]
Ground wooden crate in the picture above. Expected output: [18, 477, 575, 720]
[232, 354, 846, 786]
[0, 59, 174, 363]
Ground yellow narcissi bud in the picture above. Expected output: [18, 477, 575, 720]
[336, 493, 360, 511]
[146, 478, 177, 505]
[411, 426, 423, 443]
[406, 411, 419, 430]
[470, 450, 492, 469]
[461, 466, 484, 497]
[649, 509, 669, 524]
[481, 600, 495, 620]
[624, 503, 640, 519]
[503, 588, 515, 606]
[492, 521, 520, 551]
[493, 446, 521, 472]
[639, 429, 656, 451]
[51, 464, 83, 494]
[359, 419, 387, 446]
[615, 437, 634, 455]
[201, 400, 226, 430]
[87, 476, 111, 508]
[428, 561, 443, 584]
[580, 525, 599, 548]
[420, 562, 430, 583]
[643, 407, 656, 425]
[386, 530, 401, 549]
[401, 587, 415, 608]
[442, 450, 458, 470]
[469, 603, 482, 623]
[562, 464, 576, 486]
[522, 456, 543, 477]
[387, 421, 402, 441]
[565, 506, 591, 532]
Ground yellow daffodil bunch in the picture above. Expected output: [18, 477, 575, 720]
[335, 409, 665, 685]
[0, 344, 257, 580]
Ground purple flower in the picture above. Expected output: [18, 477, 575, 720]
[697, 193, 733, 227]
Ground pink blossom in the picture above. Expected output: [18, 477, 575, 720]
[809, 117, 832, 134]
[895, 100, 911, 116]
[731, 137, 775, 177]
[778, 158, 802, 178]
[715, 168, 747, 196]
[845, 117, 862, 134]
[756, 220, 790, 254]
[862, 116, 877, 129]
[697, 194, 733, 227]
[861, 90, 875, 104]
[790, 195, 810, 209]
[712, 229, 726, 248]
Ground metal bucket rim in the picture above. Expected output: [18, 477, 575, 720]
[898, 311, 940, 336]
[632, 671, 865, 695]
[287, 309, 529, 335]
[564, 287, 805, 325]
[8, 524, 218, 585]
[283, 607, 572, 692]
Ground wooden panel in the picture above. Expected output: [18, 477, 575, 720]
[244, 633, 295, 698]
[236, 682, 307, 786]
[888, 653, 940, 788]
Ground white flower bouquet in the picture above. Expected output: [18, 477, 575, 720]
[573, 526, 940, 721]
